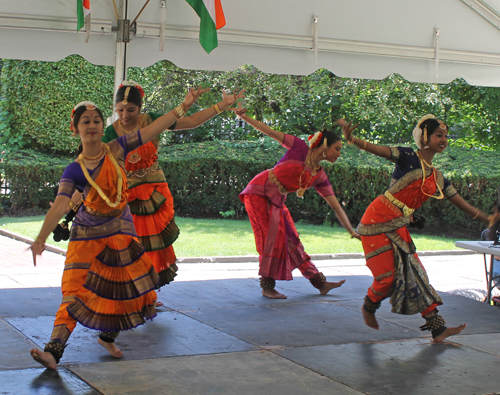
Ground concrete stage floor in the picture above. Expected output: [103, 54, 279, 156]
[1, 234, 500, 395]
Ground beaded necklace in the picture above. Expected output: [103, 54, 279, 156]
[416, 150, 444, 200]
[297, 149, 320, 198]
[77, 144, 124, 208]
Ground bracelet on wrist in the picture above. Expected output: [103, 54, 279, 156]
[213, 103, 222, 115]
[174, 104, 186, 118]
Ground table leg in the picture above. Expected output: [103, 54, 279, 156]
[487, 254, 494, 304]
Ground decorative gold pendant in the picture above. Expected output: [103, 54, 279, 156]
[128, 151, 142, 163]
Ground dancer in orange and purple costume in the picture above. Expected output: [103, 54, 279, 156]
[28, 87, 206, 369]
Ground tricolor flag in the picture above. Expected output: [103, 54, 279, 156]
[77, 0, 91, 32]
[185, 0, 226, 54]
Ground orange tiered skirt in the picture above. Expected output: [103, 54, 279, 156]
[127, 181, 179, 288]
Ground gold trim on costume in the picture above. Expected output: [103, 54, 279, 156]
[269, 169, 288, 195]
[384, 191, 415, 217]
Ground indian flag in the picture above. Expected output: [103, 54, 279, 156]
[77, 0, 91, 31]
[185, 0, 226, 54]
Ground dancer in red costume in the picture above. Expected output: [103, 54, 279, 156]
[231, 104, 359, 299]
[341, 115, 499, 342]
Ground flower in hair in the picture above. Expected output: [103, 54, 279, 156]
[412, 114, 436, 149]
[308, 132, 323, 148]
[119, 80, 145, 98]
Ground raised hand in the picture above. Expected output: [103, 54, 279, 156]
[228, 102, 248, 118]
[337, 119, 359, 143]
[221, 89, 246, 108]
[183, 87, 211, 111]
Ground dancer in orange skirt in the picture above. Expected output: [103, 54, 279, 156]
[230, 104, 360, 299]
[102, 82, 244, 305]
[28, 87, 207, 369]
[341, 116, 498, 342]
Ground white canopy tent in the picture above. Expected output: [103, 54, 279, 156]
[1, 0, 500, 90]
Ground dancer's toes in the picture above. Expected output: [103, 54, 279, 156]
[319, 279, 346, 295]
[30, 348, 57, 370]
[98, 338, 124, 358]
[433, 323, 467, 343]
[155, 300, 164, 307]
[262, 289, 287, 299]
[361, 307, 379, 330]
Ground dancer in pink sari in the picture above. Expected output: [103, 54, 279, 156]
[231, 104, 359, 299]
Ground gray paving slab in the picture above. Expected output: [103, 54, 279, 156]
[278, 339, 500, 395]
[0, 287, 62, 317]
[1, 318, 42, 370]
[6, 311, 257, 366]
[453, 333, 500, 357]
[0, 367, 100, 395]
[183, 301, 425, 348]
[335, 293, 500, 336]
[69, 350, 364, 395]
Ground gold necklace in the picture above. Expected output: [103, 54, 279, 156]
[297, 149, 320, 198]
[77, 145, 124, 208]
[118, 118, 141, 135]
[81, 143, 106, 163]
[416, 151, 444, 200]
[416, 150, 433, 168]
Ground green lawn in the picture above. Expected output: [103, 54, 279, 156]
[0, 216, 467, 257]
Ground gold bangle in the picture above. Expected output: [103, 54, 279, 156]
[213, 103, 222, 115]
[174, 105, 185, 118]
[362, 140, 368, 150]
[69, 201, 74, 209]
[472, 208, 480, 220]
[256, 121, 262, 131]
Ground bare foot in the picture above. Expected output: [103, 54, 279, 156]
[155, 300, 164, 307]
[319, 279, 346, 295]
[262, 289, 287, 299]
[433, 323, 467, 343]
[362, 307, 379, 330]
[98, 338, 123, 358]
[30, 348, 57, 370]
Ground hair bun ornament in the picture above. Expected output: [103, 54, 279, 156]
[308, 131, 323, 148]
[412, 114, 436, 149]
[119, 80, 145, 98]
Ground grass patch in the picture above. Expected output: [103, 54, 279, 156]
[0, 215, 470, 257]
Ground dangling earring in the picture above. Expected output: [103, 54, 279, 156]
[422, 126, 429, 149]
[322, 138, 327, 158]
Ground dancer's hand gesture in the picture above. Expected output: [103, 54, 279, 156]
[221, 89, 246, 108]
[337, 119, 359, 143]
[183, 87, 211, 112]
[29, 241, 45, 267]
[228, 102, 248, 118]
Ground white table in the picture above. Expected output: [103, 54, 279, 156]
[455, 240, 500, 304]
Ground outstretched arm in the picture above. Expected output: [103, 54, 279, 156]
[448, 194, 498, 225]
[338, 119, 391, 159]
[140, 87, 209, 144]
[323, 194, 361, 240]
[229, 103, 284, 144]
[30, 194, 71, 266]
[173, 90, 245, 130]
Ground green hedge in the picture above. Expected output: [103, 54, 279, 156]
[3, 139, 499, 235]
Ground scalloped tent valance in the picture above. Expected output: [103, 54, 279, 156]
[1, 0, 500, 87]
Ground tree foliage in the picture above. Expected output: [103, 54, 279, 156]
[2, 57, 500, 156]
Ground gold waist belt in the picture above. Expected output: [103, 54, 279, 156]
[384, 191, 415, 217]
[268, 169, 288, 195]
[126, 161, 159, 178]
[85, 204, 125, 218]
